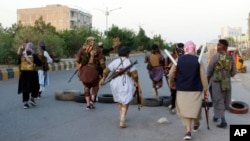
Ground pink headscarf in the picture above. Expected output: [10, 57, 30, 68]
[184, 41, 196, 55]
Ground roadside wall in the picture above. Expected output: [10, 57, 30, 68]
[0, 56, 119, 81]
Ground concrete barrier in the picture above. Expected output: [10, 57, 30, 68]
[0, 53, 143, 81]
[0, 61, 77, 81]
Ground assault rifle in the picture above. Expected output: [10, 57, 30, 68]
[68, 64, 82, 83]
[203, 98, 210, 130]
[133, 84, 143, 111]
[68, 69, 78, 83]
[103, 60, 138, 85]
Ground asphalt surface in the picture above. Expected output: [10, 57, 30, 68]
[0, 54, 250, 141]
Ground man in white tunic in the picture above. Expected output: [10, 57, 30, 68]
[99, 46, 142, 128]
[37, 41, 53, 98]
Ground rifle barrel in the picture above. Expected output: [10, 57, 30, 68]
[68, 69, 78, 83]
[103, 60, 138, 85]
[204, 101, 210, 130]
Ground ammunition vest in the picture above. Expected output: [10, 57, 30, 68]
[20, 55, 37, 71]
[212, 52, 233, 82]
[80, 52, 90, 65]
[212, 52, 233, 91]
[37, 54, 49, 71]
[214, 52, 233, 71]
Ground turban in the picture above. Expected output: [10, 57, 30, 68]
[184, 41, 196, 54]
[175, 43, 184, 55]
[39, 41, 46, 50]
[151, 44, 158, 50]
[118, 46, 130, 56]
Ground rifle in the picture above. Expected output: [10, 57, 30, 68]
[43, 71, 47, 87]
[203, 98, 210, 130]
[103, 60, 138, 85]
[133, 84, 142, 111]
[68, 69, 78, 83]
[164, 72, 170, 88]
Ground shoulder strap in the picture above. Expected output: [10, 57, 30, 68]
[118, 57, 124, 68]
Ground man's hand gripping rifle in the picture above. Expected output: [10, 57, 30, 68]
[102, 60, 138, 85]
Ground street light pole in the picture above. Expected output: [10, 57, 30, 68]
[95, 6, 122, 31]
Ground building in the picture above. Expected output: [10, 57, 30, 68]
[220, 26, 242, 39]
[248, 12, 250, 40]
[17, 4, 92, 31]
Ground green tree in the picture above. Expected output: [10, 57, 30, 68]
[151, 34, 164, 50]
[0, 23, 21, 64]
[134, 27, 151, 51]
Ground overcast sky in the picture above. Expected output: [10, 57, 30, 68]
[0, 0, 249, 46]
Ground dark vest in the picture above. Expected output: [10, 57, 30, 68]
[176, 54, 202, 91]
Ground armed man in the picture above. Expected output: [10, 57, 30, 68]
[99, 46, 142, 128]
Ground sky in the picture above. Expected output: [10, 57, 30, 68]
[0, 0, 249, 46]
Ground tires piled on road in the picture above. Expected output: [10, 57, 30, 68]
[55, 90, 177, 108]
[55, 89, 81, 101]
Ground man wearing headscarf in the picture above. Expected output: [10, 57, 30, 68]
[164, 43, 184, 114]
[76, 36, 106, 110]
[18, 42, 42, 109]
[207, 39, 237, 128]
[144, 44, 165, 96]
[168, 41, 208, 140]
[37, 41, 53, 98]
[99, 46, 142, 128]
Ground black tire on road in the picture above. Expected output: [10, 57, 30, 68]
[75, 94, 86, 103]
[159, 96, 172, 107]
[129, 97, 138, 105]
[229, 101, 249, 114]
[143, 97, 162, 107]
[98, 94, 115, 103]
[55, 89, 80, 101]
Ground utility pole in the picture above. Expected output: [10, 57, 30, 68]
[95, 6, 122, 32]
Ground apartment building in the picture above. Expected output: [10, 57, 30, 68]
[220, 26, 242, 39]
[17, 4, 92, 31]
[248, 12, 250, 40]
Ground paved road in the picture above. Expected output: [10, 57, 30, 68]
[0, 55, 249, 141]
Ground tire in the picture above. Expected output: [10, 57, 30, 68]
[229, 101, 249, 114]
[98, 94, 115, 103]
[129, 97, 138, 105]
[143, 97, 162, 107]
[75, 94, 86, 103]
[55, 89, 80, 101]
[159, 96, 172, 107]
[241, 68, 247, 73]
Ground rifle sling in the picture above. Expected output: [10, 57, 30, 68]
[107, 57, 125, 79]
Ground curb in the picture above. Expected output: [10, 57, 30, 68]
[0, 61, 78, 81]
[0, 56, 118, 81]
[0, 53, 143, 81]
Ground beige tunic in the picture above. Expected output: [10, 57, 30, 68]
[169, 61, 208, 119]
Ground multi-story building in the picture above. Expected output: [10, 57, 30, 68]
[248, 12, 250, 40]
[220, 26, 242, 39]
[17, 4, 92, 31]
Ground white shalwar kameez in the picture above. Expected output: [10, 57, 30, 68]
[108, 57, 136, 105]
[38, 51, 53, 91]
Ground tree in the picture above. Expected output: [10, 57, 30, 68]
[0, 24, 17, 64]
